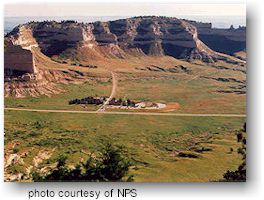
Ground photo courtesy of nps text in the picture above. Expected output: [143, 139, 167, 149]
[28, 189, 137, 199]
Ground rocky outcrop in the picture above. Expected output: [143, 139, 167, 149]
[5, 17, 247, 65]
[4, 25, 38, 75]
[187, 20, 246, 55]
[108, 17, 217, 61]
[4, 40, 36, 75]
[29, 21, 96, 57]
[4, 69, 85, 98]
[4, 26, 38, 77]
[4, 24, 90, 98]
[6, 16, 222, 63]
[4, 16, 246, 80]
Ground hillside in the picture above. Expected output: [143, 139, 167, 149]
[4, 16, 246, 182]
[4, 16, 246, 98]
[5, 16, 226, 63]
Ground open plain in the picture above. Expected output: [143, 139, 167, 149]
[4, 16, 246, 182]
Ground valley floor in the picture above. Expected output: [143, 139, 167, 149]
[4, 56, 246, 182]
[4, 110, 244, 182]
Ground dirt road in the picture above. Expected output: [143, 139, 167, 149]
[4, 107, 246, 117]
[4, 69, 246, 118]
[97, 71, 117, 112]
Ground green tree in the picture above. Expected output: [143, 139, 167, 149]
[222, 123, 246, 182]
[32, 142, 133, 182]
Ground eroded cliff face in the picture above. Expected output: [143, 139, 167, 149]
[101, 17, 218, 62]
[4, 69, 86, 98]
[4, 26, 38, 75]
[4, 40, 36, 75]
[6, 17, 221, 63]
[30, 21, 96, 57]
[4, 24, 86, 97]
[187, 20, 246, 55]
[4, 16, 246, 97]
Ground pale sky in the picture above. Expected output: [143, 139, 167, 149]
[5, 3, 246, 17]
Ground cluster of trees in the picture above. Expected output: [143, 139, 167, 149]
[32, 142, 133, 182]
[222, 123, 246, 182]
[69, 96, 106, 105]
[71, 63, 98, 68]
[61, 20, 78, 24]
[109, 98, 136, 107]
[69, 96, 136, 107]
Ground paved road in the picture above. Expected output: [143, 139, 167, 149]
[4, 107, 246, 117]
[97, 71, 117, 112]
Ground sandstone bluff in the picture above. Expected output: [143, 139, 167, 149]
[4, 16, 246, 97]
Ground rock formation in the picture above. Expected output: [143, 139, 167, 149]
[4, 16, 246, 97]
[4, 25, 38, 76]
[4, 24, 86, 97]
[5, 16, 224, 64]
[4, 40, 36, 75]
[187, 20, 246, 55]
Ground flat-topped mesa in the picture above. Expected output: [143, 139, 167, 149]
[5, 17, 224, 63]
[108, 17, 217, 61]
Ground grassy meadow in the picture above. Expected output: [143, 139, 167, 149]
[5, 57, 246, 114]
[5, 79, 112, 111]
[4, 56, 246, 182]
[5, 110, 245, 182]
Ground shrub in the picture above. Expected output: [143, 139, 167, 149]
[32, 142, 133, 182]
[222, 123, 246, 182]
[191, 146, 212, 153]
[12, 147, 19, 154]
[178, 151, 200, 158]
[32, 121, 46, 129]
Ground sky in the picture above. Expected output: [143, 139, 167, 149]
[5, 3, 246, 17]
[4, 3, 246, 31]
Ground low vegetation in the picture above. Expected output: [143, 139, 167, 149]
[4, 16, 246, 183]
[178, 151, 200, 158]
[32, 142, 133, 182]
[222, 123, 246, 182]
[4, 110, 245, 182]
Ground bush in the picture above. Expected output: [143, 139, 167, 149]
[191, 146, 212, 153]
[12, 147, 19, 154]
[32, 142, 133, 182]
[178, 151, 200, 158]
[222, 123, 246, 182]
[32, 121, 46, 129]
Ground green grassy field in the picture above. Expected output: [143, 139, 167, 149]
[5, 79, 112, 111]
[4, 56, 246, 182]
[5, 56, 246, 114]
[5, 72, 246, 114]
[4, 110, 245, 182]
[115, 77, 245, 114]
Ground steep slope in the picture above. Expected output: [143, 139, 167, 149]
[4, 16, 246, 97]
[5, 26, 38, 75]
[187, 20, 246, 55]
[6, 17, 221, 63]
[100, 17, 218, 62]
[4, 25, 86, 97]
